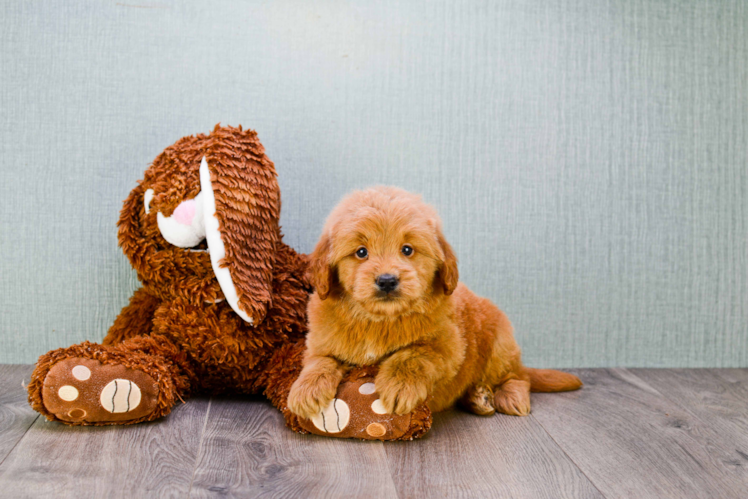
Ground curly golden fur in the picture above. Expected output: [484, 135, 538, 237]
[288, 186, 582, 421]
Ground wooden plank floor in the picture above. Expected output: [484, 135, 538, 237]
[0, 366, 746, 498]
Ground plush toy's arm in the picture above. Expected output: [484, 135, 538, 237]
[103, 288, 161, 345]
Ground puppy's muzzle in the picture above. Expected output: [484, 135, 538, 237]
[375, 274, 399, 294]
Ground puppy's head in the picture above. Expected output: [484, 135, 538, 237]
[308, 186, 458, 317]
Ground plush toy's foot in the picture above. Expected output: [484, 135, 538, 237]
[29, 338, 189, 425]
[41, 357, 160, 423]
[293, 368, 431, 441]
[262, 343, 432, 441]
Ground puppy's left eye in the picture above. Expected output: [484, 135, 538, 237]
[401, 245, 414, 257]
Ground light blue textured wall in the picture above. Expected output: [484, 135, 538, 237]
[1, 0, 746, 367]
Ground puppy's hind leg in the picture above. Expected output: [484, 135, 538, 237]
[459, 384, 496, 416]
[494, 379, 531, 416]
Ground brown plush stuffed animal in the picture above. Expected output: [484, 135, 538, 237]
[27, 125, 430, 441]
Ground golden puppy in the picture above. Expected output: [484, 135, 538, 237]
[288, 186, 581, 420]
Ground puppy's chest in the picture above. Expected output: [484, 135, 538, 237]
[331, 338, 394, 366]
[328, 325, 412, 366]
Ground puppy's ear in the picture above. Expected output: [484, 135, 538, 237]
[307, 233, 334, 300]
[436, 227, 459, 295]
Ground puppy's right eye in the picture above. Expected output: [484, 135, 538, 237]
[355, 247, 368, 259]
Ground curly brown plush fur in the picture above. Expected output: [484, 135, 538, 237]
[27, 125, 431, 440]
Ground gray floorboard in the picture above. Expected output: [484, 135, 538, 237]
[2, 366, 748, 498]
[0, 397, 209, 498]
[632, 368, 748, 473]
[385, 410, 603, 498]
[0, 365, 38, 467]
[188, 397, 398, 499]
[531, 368, 748, 498]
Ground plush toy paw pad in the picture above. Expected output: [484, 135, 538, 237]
[358, 382, 376, 395]
[41, 357, 159, 423]
[366, 422, 386, 437]
[71, 365, 91, 380]
[100, 379, 142, 413]
[371, 399, 387, 414]
[57, 385, 79, 401]
[310, 398, 350, 433]
[296, 376, 414, 440]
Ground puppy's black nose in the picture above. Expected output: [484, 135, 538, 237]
[376, 274, 399, 293]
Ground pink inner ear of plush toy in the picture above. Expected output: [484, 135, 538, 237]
[173, 199, 196, 225]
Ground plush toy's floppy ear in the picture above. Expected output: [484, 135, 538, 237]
[436, 227, 459, 295]
[307, 233, 334, 300]
[200, 126, 281, 325]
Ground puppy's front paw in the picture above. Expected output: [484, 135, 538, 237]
[287, 377, 338, 420]
[375, 374, 428, 415]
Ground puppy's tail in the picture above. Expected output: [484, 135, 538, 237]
[525, 367, 582, 393]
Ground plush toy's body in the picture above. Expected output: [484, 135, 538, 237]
[28, 126, 430, 441]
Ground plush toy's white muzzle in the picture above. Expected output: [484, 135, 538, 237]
[154, 192, 206, 248]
